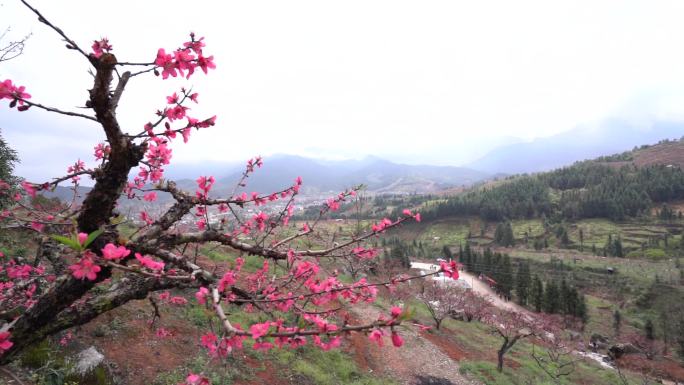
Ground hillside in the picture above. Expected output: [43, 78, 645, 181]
[596, 139, 684, 170]
[424, 138, 684, 222]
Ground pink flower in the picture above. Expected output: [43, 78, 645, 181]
[77, 233, 88, 246]
[197, 55, 216, 74]
[0, 79, 31, 104]
[326, 198, 340, 211]
[101, 243, 130, 261]
[184, 36, 205, 54]
[352, 247, 379, 259]
[391, 332, 404, 347]
[183, 373, 210, 385]
[201, 332, 217, 351]
[21, 181, 36, 198]
[140, 211, 154, 225]
[91, 38, 112, 58]
[59, 331, 72, 346]
[165, 105, 188, 121]
[181, 127, 192, 143]
[250, 322, 271, 340]
[156, 328, 173, 338]
[252, 341, 273, 351]
[155, 48, 177, 79]
[440, 261, 459, 280]
[93, 143, 110, 160]
[143, 192, 157, 202]
[166, 92, 179, 104]
[135, 253, 165, 271]
[196, 219, 206, 231]
[69, 254, 101, 281]
[313, 335, 341, 351]
[170, 296, 188, 306]
[0, 332, 13, 354]
[390, 306, 403, 319]
[195, 287, 209, 304]
[368, 329, 384, 347]
[30, 221, 44, 232]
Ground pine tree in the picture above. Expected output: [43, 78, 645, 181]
[463, 243, 472, 271]
[645, 319, 655, 340]
[442, 245, 453, 261]
[515, 261, 531, 306]
[494, 221, 514, 247]
[613, 310, 622, 337]
[606, 234, 614, 255]
[499, 255, 514, 300]
[531, 275, 544, 312]
[544, 280, 560, 313]
[483, 248, 493, 278]
[577, 294, 589, 324]
[504, 222, 515, 246]
[0, 130, 19, 209]
[676, 315, 684, 360]
[559, 279, 571, 314]
[614, 237, 624, 258]
[494, 223, 504, 245]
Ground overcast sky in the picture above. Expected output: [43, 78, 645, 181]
[2, 0, 684, 182]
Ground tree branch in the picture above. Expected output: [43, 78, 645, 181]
[18, 99, 97, 121]
[18, 0, 91, 61]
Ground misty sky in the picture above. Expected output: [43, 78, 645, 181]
[3, 0, 684, 182]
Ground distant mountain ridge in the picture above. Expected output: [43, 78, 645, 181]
[214, 155, 490, 194]
[467, 120, 684, 174]
[44, 155, 491, 201]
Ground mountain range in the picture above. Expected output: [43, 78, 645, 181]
[467, 119, 684, 174]
[187, 155, 491, 195]
[42, 119, 684, 200]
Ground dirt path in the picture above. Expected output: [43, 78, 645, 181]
[349, 303, 478, 385]
[458, 271, 532, 315]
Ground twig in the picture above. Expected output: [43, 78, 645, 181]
[19, 99, 97, 122]
[0, 367, 25, 385]
[19, 0, 91, 61]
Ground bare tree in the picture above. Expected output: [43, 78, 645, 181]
[0, 27, 30, 63]
[530, 315, 582, 384]
[488, 310, 535, 372]
[418, 281, 464, 330]
[460, 289, 493, 322]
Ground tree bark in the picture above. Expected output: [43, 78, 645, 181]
[2, 54, 146, 363]
[497, 337, 509, 372]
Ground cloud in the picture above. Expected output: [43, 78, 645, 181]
[2, 0, 684, 181]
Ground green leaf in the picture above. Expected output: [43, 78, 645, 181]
[84, 229, 104, 248]
[51, 234, 80, 250]
[398, 306, 414, 322]
[110, 215, 125, 225]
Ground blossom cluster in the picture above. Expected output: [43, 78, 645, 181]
[0, 79, 31, 111]
[154, 33, 215, 80]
